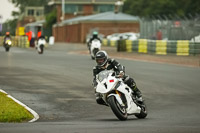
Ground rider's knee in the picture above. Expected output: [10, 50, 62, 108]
[124, 77, 136, 87]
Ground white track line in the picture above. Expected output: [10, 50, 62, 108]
[0, 89, 39, 122]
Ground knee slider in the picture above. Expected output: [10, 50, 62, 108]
[125, 78, 135, 87]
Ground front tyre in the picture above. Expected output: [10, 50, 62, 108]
[5, 47, 10, 52]
[107, 96, 127, 121]
[91, 55, 95, 60]
[93, 48, 99, 57]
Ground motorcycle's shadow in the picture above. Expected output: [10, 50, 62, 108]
[95, 117, 142, 121]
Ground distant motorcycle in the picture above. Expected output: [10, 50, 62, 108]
[90, 39, 101, 59]
[95, 70, 148, 120]
[36, 37, 46, 54]
[4, 39, 12, 52]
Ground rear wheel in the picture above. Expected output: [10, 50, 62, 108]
[135, 102, 148, 119]
[107, 96, 127, 121]
[38, 45, 44, 54]
[40, 45, 44, 54]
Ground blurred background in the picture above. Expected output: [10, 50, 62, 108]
[0, 0, 199, 44]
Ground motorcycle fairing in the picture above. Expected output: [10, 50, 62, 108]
[96, 70, 141, 114]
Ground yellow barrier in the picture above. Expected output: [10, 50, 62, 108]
[138, 39, 147, 53]
[176, 40, 189, 56]
[25, 37, 30, 48]
[156, 40, 167, 55]
[102, 39, 108, 46]
[0, 36, 29, 48]
[102, 39, 200, 56]
[110, 40, 116, 47]
[0, 37, 3, 46]
[126, 40, 132, 52]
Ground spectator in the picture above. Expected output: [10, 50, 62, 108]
[156, 29, 162, 40]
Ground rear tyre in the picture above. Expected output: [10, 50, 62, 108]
[135, 102, 148, 119]
[38, 45, 44, 54]
[107, 96, 127, 121]
[40, 45, 44, 54]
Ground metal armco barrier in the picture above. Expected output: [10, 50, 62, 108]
[102, 39, 200, 56]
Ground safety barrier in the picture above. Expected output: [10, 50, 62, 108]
[0, 36, 29, 48]
[102, 39, 200, 55]
[102, 39, 117, 47]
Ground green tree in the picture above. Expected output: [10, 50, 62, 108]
[43, 8, 57, 36]
[4, 0, 52, 35]
[123, 0, 200, 18]
[8, 0, 50, 13]
[45, 8, 57, 28]
[2, 19, 18, 35]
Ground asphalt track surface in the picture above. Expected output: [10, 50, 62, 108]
[0, 43, 200, 133]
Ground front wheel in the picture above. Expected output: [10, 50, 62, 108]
[107, 96, 127, 121]
[5, 47, 10, 52]
[93, 48, 99, 57]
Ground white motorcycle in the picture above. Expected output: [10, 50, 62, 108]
[36, 38, 46, 54]
[95, 70, 147, 120]
[4, 39, 12, 52]
[90, 39, 101, 59]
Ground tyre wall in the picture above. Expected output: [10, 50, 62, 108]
[102, 39, 200, 55]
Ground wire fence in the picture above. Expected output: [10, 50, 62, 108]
[140, 15, 200, 41]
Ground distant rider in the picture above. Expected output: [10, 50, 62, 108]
[92, 50, 144, 105]
[3, 32, 12, 46]
[36, 35, 46, 49]
[88, 31, 102, 52]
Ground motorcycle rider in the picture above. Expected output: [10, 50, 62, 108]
[38, 35, 46, 40]
[93, 50, 144, 105]
[3, 32, 12, 46]
[88, 31, 102, 52]
[36, 35, 46, 47]
[89, 31, 102, 43]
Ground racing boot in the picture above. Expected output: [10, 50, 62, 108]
[130, 85, 144, 106]
[133, 87, 143, 102]
[123, 76, 143, 102]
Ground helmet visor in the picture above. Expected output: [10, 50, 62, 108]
[96, 58, 105, 66]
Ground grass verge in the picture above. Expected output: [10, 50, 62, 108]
[0, 91, 34, 122]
